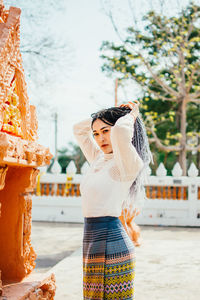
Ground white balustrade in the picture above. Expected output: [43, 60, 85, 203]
[51, 158, 62, 174]
[172, 162, 183, 177]
[32, 161, 200, 226]
[156, 163, 167, 176]
[81, 161, 89, 174]
[188, 162, 199, 177]
[66, 160, 77, 175]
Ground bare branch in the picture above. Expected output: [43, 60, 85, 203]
[146, 126, 181, 151]
[146, 87, 177, 102]
[100, 0, 125, 43]
[186, 144, 200, 151]
[127, 0, 138, 28]
[187, 132, 200, 138]
[169, 64, 183, 90]
[140, 55, 179, 97]
[186, 66, 198, 93]
[187, 98, 200, 104]
[177, 48, 186, 94]
[145, 115, 181, 151]
[185, 12, 195, 42]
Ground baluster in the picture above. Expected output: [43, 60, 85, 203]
[51, 184, 55, 196]
[61, 184, 65, 196]
[76, 184, 81, 196]
[167, 186, 171, 199]
[145, 186, 150, 199]
[152, 186, 156, 199]
[157, 186, 161, 199]
[56, 184, 60, 196]
[163, 186, 166, 199]
[183, 187, 187, 200]
[71, 184, 75, 196]
[46, 184, 50, 196]
[41, 183, 45, 196]
[177, 186, 181, 200]
[172, 186, 176, 200]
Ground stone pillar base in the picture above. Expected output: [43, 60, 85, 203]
[1, 272, 56, 299]
[0, 271, 2, 296]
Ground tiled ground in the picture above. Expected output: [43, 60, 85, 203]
[31, 221, 84, 273]
[31, 222, 200, 300]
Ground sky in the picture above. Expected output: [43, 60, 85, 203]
[4, 0, 196, 157]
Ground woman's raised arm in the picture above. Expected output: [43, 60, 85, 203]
[110, 109, 144, 182]
[73, 117, 101, 164]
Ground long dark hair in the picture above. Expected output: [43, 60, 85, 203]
[91, 106, 153, 212]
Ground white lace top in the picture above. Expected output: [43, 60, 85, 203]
[73, 110, 144, 217]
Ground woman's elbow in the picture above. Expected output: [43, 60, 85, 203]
[136, 157, 144, 174]
[132, 158, 144, 180]
[73, 123, 80, 137]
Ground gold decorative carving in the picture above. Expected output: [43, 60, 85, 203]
[0, 132, 53, 166]
[22, 193, 37, 276]
[0, 198, 1, 295]
[0, 133, 9, 160]
[0, 270, 2, 296]
[0, 2, 55, 298]
[23, 274, 56, 300]
[29, 168, 40, 192]
[0, 164, 7, 190]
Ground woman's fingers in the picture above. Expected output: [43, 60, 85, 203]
[128, 100, 140, 107]
[119, 104, 131, 109]
[119, 100, 140, 112]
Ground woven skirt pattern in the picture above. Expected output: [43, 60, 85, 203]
[83, 216, 135, 300]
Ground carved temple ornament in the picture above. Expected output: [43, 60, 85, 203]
[0, 164, 7, 190]
[0, 1, 55, 298]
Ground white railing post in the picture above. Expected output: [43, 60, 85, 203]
[188, 180, 198, 225]
[188, 163, 199, 225]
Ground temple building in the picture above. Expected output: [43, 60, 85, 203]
[0, 1, 56, 298]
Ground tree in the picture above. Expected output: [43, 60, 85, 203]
[5, 0, 74, 116]
[50, 142, 86, 174]
[100, 2, 200, 175]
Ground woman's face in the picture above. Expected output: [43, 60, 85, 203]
[92, 118, 113, 154]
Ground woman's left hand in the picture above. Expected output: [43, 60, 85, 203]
[119, 100, 140, 119]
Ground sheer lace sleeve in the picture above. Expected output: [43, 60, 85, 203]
[110, 111, 144, 182]
[73, 117, 101, 164]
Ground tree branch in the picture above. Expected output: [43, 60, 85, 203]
[127, 0, 138, 28]
[186, 144, 200, 151]
[140, 54, 180, 97]
[186, 65, 198, 93]
[100, 1, 125, 43]
[177, 47, 186, 94]
[146, 87, 177, 102]
[190, 93, 200, 101]
[145, 122, 181, 152]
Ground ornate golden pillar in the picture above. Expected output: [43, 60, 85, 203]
[0, 1, 56, 298]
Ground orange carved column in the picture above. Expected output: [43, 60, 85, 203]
[0, 1, 56, 298]
[0, 198, 2, 296]
[0, 167, 38, 281]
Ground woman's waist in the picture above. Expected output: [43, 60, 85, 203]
[84, 216, 118, 223]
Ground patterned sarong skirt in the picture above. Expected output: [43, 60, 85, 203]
[83, 216, 135, 299]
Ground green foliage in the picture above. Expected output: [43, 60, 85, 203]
[48, 142, 86, 174]
[101, 3, 200, 97]
[100, 2, 200, 171]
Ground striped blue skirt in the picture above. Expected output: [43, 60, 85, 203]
[83, 216, 135, 299]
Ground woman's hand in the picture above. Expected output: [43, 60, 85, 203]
[119, 100, 140, 120]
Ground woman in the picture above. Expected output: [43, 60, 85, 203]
[73, 100, 153, 299]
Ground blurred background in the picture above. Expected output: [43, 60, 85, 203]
[2, 1, 199, 299]
[5, 0, 199, 176]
